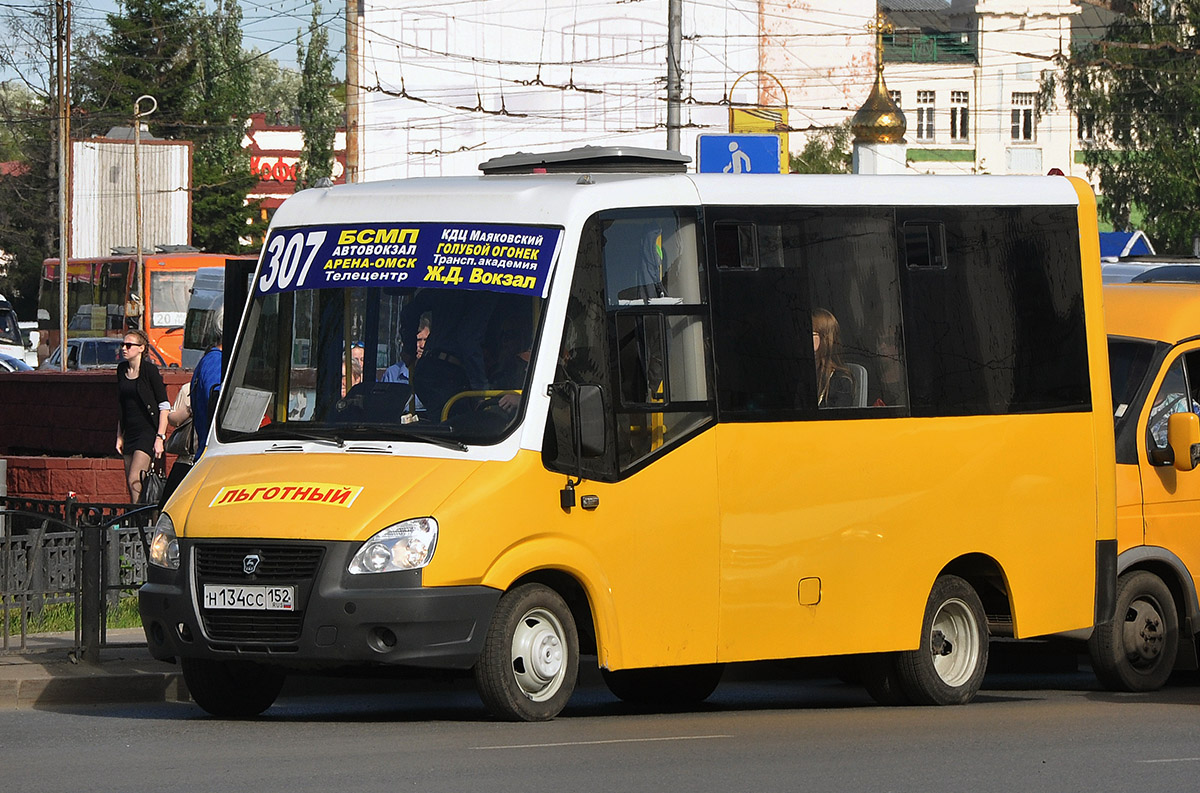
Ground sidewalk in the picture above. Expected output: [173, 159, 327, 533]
[0, 628, 186, 709]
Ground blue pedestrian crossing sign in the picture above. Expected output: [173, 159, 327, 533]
[697, 134, 783, 174]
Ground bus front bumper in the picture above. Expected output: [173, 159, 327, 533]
[138, 540, 501, 671]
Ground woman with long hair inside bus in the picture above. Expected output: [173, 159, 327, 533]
[812, 308, 854, 408]
[115, 328, 169, 501]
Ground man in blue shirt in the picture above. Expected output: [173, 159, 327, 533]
[191, 328, 223, 460]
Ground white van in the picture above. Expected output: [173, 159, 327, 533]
[181, 267, 225, 369]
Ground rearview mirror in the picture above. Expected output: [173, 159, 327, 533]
[1168, 412, 1200, 472]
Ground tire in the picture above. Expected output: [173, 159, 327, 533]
[895, 575, 989, 705]
[181, 658, 286, 718]
[474, 583, 579, 721]
[602, 664, 723, 708]
[1088, 570, 1179, 692]
[858, 653, 911, 706]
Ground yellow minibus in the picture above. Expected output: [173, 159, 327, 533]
[1095, 279, 1200, 691]
[140, 148, 1116, 719]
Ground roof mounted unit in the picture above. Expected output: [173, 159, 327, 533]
[479, 145, 691, 175]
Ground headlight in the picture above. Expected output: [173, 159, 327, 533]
[348, 517, 438, 574]
[148, 513, 179, 569]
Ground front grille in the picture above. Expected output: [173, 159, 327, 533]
[193, 542, 326, 647]
[195, 544, 323, 580]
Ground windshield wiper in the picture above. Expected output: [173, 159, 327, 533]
[339, 423, 469, 452]
[233, 422, 346, 447]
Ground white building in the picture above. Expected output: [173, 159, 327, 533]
[357, 0, 1111, 178]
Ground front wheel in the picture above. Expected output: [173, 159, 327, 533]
[895, 575, 989, 705]
[474, 583, 579, 721]
[181, 658, 286, 718]
[1088, 570, 1179, 692]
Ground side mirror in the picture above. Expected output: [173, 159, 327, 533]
[1168, 412, 1200, 472]
[576, 384, 606, 458]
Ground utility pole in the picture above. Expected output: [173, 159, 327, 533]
[133, 95, 157, 329]
[346, 0, 361, 182]
[55, 0, 71, 371]
[666, 0, 682, 151]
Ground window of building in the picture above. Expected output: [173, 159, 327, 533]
[1012, 92, 1036, 141]
[1077, 112, 1095, 143]
[889, 90, 902, 107]
[916, 90, 935, 141]
[950, 90, 969, 141]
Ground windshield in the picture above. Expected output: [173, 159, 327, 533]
[150, 270, 194, 328]
[218, 221, 561, 447]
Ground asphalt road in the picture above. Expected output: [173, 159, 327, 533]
[3, 659, 1198, 793]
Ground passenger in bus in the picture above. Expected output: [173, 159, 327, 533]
[383, 316, 430, 386]
[813, 308, 854, 408]
[401, 288, 500, 419]
[485, 306, 534, 414]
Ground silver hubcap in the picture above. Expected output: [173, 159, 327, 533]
[510, 607, 566, 702]
[1122, 598, 1165, 669]
[929, 597, 981, 688]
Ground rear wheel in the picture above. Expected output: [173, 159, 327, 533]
[602, 664, 723, 708]
[181, 658, 285, 718]
[1088, 570, 1178, 692]
[895, 575, 989, 705]
[474, 583, 579, 721]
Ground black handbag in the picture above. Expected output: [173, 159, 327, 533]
[139, 458, 167, 505]
[164, 418, 194, 457]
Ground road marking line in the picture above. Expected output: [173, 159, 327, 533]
[1139, 758, 1200, 764]
[474, 734, 733, 750]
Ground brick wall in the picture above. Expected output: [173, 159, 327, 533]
[1, 369, 190, 500]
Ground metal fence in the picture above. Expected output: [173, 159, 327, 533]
[1, 494, 158, 660]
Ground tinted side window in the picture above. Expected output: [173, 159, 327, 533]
[896, 206, 1090, 415]
[708, 207, 907, 420]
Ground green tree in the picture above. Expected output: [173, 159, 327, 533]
[1065, 1, 1200, 253]
[246, 49, 301, 124]
[73, 0, 201, 139]
[0, 6, 59, 317]
[789, 123, 852, 174]
[295, 1, 340, 189]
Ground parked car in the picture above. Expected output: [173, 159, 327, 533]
[38, 336, 170, 371]
[0, 352, 33, 372]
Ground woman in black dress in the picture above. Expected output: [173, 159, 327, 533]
[116, 329, 169, 501]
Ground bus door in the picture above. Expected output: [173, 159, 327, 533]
[545, 208, 721, 669]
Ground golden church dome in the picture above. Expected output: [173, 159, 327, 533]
[851, 66, 907, 145]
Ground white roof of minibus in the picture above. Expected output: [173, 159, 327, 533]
[269, 173, 1081, 229]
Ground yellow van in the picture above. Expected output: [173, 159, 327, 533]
[1095, 280, 1200, 690]
[140, 148, 1116, 719]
